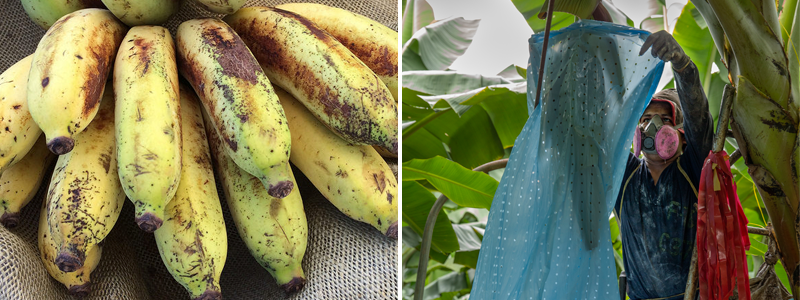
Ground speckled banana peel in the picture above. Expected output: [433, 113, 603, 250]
[154, 91, 226, 300]
[193, 0, 246, 14]
[45, 87, 124, 273]
[114, 26, 182, 233]
[0, 54, 42, 173]
[38, 199, 102, 298]
[275, 3, 398, 101]
[101, 0, 182, 26]
[22, 0, 105, 29]
[0, 136, 54, 228]
[225, 7, 399, 155]
[206, 110, 307, 294]
[176, 18, 294, 199]
[28, 9, 126, 155]
[275, 88, 398, 238]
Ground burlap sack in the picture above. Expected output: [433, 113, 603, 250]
[0, 0, 398, 299]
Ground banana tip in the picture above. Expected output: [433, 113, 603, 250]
[386, 222, 398, 239]
[281, 276, 306, 294]
[268, 180, 294, 199]
[135, 212, 163, 233]
[55, 252, 82, 272]
[47, 136, 75, 155]
[0, 212, 20, 229]
[193, 289, 222, 300]
[68, 282, 91, 298]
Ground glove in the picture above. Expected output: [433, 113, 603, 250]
[639, 30, 692, 72]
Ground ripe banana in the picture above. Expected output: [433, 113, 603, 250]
[193, 0, 245, 14]
[114, 26, 182, 233]
[276, 88, 398, 238]
[176, 18, 294, 198]
[154, 89, 226, 300]
[206, 110, 307, 293]
[21, 0, 105, 29]
[101, 0, 182, 26]
[0, 136, 54, 228]
[38, 199, 102, 298]
[28, 9, 126, 155]
[0, 54, 42, 173]
[225, 8, 398, 155]
[45, 86, 125, 273]
[275, 3, 398, 101]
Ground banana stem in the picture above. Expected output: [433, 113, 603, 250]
[413, 158, 508, 300]
[713, 84, 735, 153]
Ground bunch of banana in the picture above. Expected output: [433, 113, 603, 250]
[154, 87, 226, 300]
[101, 0, 182, 26]
[175, 18, 294, 199]
[114, 26, 182, 233]
[28, 9, 126, 155]
[226, 7, 399, 155]
[45, 86, 125, 273]
[21, 0, 106, 29]
[206, 109, 308, 294]
[0, 136, 54, 228]
[38, 199, 103, 297]
[275, 88, 398, 238]
[275, 3, 399, 101]
[193, 0, 245, 14]
[0, 54, 42, 173]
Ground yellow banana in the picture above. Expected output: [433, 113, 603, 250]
[45, 86, 125, 273]
[154, 88, 226, 300]
[0, 136, 54, 228]
[206, 110, 307, 293]
[114, 26, 182, 233]
[275, 3, 398, 101]
[0, 54, 42, 173]
[38, 199, 102, 298]
[101, 0, 182, 26]
[28, 9, 126, 155]
[193, 0, 245, 14]
[176, 18, 294, 198]
[276, 88, 398, 238]
[225, 7, 398, 155]
[21, 0, 105, 29]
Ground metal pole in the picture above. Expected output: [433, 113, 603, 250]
[533, 0, 556, 109]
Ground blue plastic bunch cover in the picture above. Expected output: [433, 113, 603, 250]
[470, 20, 664, 300]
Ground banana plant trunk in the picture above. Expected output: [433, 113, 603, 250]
[692, 0, 800, 296]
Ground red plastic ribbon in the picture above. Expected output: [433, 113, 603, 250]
[697, 150, 751, 300]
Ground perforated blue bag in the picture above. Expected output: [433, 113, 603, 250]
[470, 20, 664, 300]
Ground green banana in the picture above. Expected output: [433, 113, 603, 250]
[28, 9, 126, 155]
[275, 3, 399, 101]
[114, 26, 182, 233]
[45, 86, 124, 273]
[276, 88, 398, 238]
[193, 0, 245, 14]
[0, 136, 54, 228]
[0, 54, 42, 173]
[21, 0, 106, 29]
[101, 0, 182, 26]
[154, 87, 226, 300]
[226, 7, 398, 155]
[176, 18, 294, 198]
[206, 109, 307, 293]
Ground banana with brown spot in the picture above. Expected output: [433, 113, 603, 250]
[225, 7, 399, 155]
[193, 0, 246, 14]
[176, 18, 294, 199]
[45, 86, 124, 273]
[101, 0, 182, 26]
[38, 198, 103, 298]
[276, 88, 398, 238]
[22, 0, 105, 29]
[0, 136, 54, 228]
[115, 26, 182, 233]
[28, 9, 126, 155]
[275, 3, 398, 101]
[154, 89, 226, 300]
[206, 108, 307, 294]
[0, 55, 42, 173]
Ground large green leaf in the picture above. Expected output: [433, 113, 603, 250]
[511, 0, 574, 33]
[402, 0, 434, 45]
[403, 71, 510, 96]
[402, 17, 481, 71]
[420, 83, 527, 117]
[452, 223, 483, 252]
[402, 181, 460, 254]
[422, 271, 469, 300]
[673, 3, 718, 96]
[478, 91, 529, 149]
[403, 127, 448, 162]
[403, 156, 500, 209]
[447, 106, 505, 169]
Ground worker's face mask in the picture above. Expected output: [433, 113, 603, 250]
[634, 114, 682, 160]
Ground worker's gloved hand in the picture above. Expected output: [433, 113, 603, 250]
[639, 30, 692, 72]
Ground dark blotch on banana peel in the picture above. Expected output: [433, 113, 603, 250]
[268, 180, 294, 199]
[193, 289, 222, 300]
[68, 282, 92, 298]
[136, 212, 163, 233]
[281, 276, 306, 294]
[0, 212, 20, 228]
[48, 136, 75, 155]
[386, 222, 398, 239]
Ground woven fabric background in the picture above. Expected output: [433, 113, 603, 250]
[0, 0, 399, 299]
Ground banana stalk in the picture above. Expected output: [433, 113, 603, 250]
[0, 136, 54, 228]
[0, 54, 41, 173]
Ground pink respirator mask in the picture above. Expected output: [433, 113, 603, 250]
[633, 114, 683, 160]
